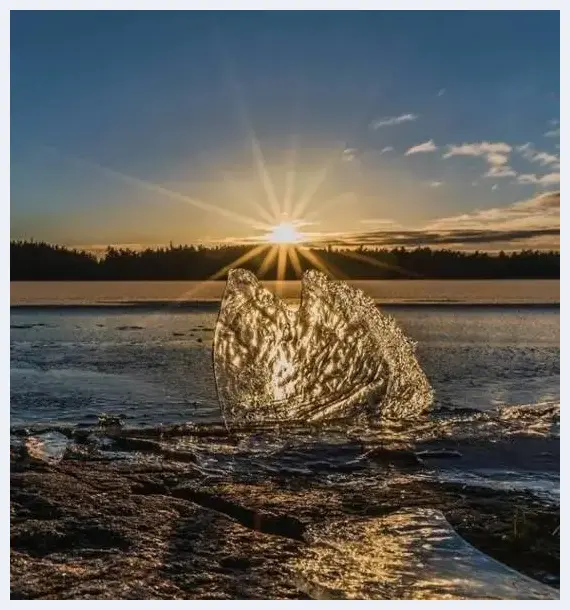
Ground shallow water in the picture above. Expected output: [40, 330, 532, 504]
[10, 306, 559, 427]
[10, 302, 560, 503]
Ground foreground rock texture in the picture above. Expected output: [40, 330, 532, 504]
[11, 450, 559, 600]
[11, 457, 303, 599]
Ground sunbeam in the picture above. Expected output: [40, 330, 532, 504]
[220, 171, 277, 226]
[213, 30, 284, 224]
[250, 137, 283, 222]
[298, 247, 344, 280]
[276, 244, 289, 291]
[257, 245, 279, 277]
[288, 245, 304, 278]
[337, 249, 423, 279]
[283, 137, 299, 218]
[42, 145, 270, 232]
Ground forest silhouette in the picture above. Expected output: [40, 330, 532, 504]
[10, 240, 560, 281]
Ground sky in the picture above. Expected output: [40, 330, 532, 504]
[10, 10, 560, 252]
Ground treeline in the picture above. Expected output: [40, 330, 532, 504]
[10, 240, 560, 280]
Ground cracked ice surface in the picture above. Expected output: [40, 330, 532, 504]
[214, 269, 433, 426]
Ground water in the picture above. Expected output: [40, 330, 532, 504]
[10, 280, 559, 502]
[10, 279, 560, 306]
[10, 305, 559, 428]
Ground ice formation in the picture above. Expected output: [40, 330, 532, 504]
[294, 508, 558, 599]
[213, 269, 433, 426]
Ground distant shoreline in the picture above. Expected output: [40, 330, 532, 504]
[10, 301, 560, 311]
[11, 279, 560, 309]
[11, 241, 560, 282]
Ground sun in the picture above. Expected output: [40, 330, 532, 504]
[267, 222, 303, 244]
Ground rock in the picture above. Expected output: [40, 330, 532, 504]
[416, 449, 462, 459]
[363, 447, 423, 467]
[10, 458, 303, 599]
[10, 445, 559, 599]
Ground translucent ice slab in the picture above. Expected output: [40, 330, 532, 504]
[214, 269, 433, 426]
[294, 508, 559, 600]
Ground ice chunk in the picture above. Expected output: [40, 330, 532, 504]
[214, 269, 433, 425]
[294, 508, 559, 600]
[24, 431, 70, 464]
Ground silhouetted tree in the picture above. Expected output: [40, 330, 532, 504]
[10, 240, 560, 281]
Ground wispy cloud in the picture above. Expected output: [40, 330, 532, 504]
[443, 141, 512, 160]
[532, 152, 559, 167]
[443, 141, 515, 179]
[428, 181, 444, 188]
[369, 113, 418, 130]
[437, 88, 446, 97]
[492, 184, 499, 191]
[342, 147, 358, 162]
[309, 191, 559, 251]
[425, 190, 559, 232]
[516, 172, 560, 185]
[544, 128, 560, 137]
[359, 218, 402, 227]
[405, 139, 437, 155]
[517, 142, 534, 158]
[516, 142, 559, 168]
[380, 146, 394, 154]
[484, 166, 517, 178]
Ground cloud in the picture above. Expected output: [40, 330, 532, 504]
[437, 88, 446, 96]
[484, 166, 517, 178]
[530, 151, 559, 167]
[544, 128, 560, 137]
[487, 152, 509, 167]
[492, 184, 499, 191]
[302, 191, 559, 251]
[342, 148, 358, 162]
[369, 113, 418, 129]
[517, 172, 560, 185]
[428, 181, 444, 188]
[405, 139, 437, 155]
[549, 119, 559, 126]
[443, 141, 514, 179]
[359, 218, 402, 227]
[443, 141, 512, 159]
[426, 190, 559, 232]
[380, 146, 394, 154]
[517, 142, 534, 158]
[516, 143, 559, 168]
[307, 228, 559, 250]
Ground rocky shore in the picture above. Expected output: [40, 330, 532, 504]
[10, 436, 559, 600]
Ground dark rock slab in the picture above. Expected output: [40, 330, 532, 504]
[10, 458, 303, 599]
[11, 448, 560, 599]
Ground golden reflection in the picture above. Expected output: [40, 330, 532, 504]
[293, 509, 558, 600]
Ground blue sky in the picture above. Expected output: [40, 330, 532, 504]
[11, 10, 560, 250]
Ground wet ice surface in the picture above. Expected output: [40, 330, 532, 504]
[214, 270, 433, 425]
[294, 508, 558, 599]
